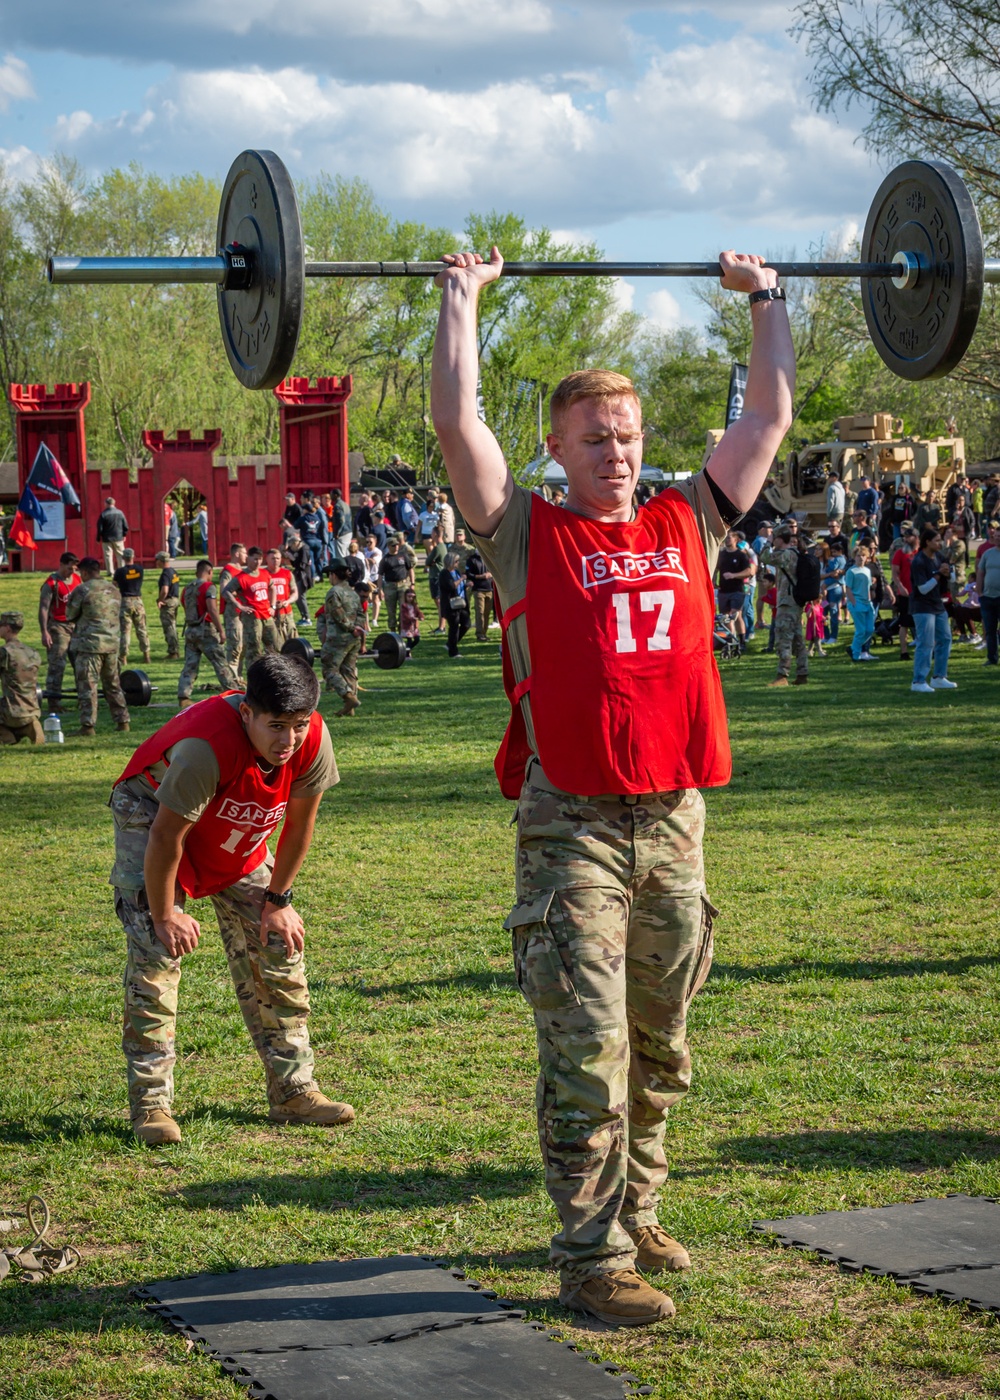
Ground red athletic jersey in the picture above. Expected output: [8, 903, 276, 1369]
[236, 569, 273, 619]
[45, 571, 81, 623]
[116, 695, 324, 899]
[892, 548, 913, 593]
[496, 491, 731, 798]
[219, 564, 242, 613]
[271, 567, 293, 614]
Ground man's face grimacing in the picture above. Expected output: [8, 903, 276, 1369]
[546, 395, 643, 520]
[239, 704, 314, 767]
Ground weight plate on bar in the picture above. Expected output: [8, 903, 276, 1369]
[281, 636, 315, 667]
[861, 160, 983, 381]
[216, 150, 304, 390]
[372, 633, 410, 671]
[121, 669, 152, 707]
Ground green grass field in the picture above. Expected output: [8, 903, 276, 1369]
[1, 566, 999, 1399]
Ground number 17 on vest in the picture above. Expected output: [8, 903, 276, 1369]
[612, 589, 676, 653]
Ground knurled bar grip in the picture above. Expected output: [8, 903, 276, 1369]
[50, 255, 1000, 285]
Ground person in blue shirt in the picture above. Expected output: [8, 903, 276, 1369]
[298, 492, 330, 582]
[398, 490, 420, 544]
[438, 552, 470, 657]
[820, 542, 846, 643]
[909, 528, 957, 692]
[856, 477, 880, 528]
[844, 543, 877, 662]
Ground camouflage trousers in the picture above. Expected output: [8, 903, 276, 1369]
[110, 784, 317, 1115]
[0, 717, 44, 745]
[321, 633, 360, 698]
[159, 598, 181, 656]
[45, 622, 74, 703]
[774, 603, 808, 679]
[119, 597, 150, 664]
[241, 613, 280, 667]
[509, 761, 715, 1283]
[382, 582, 403, 634]
[225, 607, 244, 674]
[74, 651, 129, 729]
[274, 611, 298, 650]
[178, 625, 241, 700]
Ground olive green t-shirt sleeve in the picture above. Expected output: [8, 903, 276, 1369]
[671, 471, 727, 577]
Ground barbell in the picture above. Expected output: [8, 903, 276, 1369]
[281, 632, 410, 670]
[41, 668, 156, 708]
[48, 150, 1000, 387]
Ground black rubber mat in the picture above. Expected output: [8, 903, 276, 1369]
[911, 1265, 1000, 1313]
[141, 1255, 644, 1399]
[753, 1194, 1000, 1278]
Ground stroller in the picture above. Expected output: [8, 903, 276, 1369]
[713, 613, 742, 660]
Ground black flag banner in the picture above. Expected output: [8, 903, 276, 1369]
[726, 362, 748, 427]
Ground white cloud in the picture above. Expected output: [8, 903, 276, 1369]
[0, 144, 41, 183]
[0, 54, 34, 111]
[644, 287, 686, 330]
[53, 109, 96, 142]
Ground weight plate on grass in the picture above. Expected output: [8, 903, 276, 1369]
[217, 150, 304, 390]
[281, 636, 315, 667]
[862, 160, 983, 380]
[372, 633, 410, 670]
[121, 669, 152, 707]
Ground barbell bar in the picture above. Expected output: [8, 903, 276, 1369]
[40, 668, 156, 708]
[46, 149, 999, 387]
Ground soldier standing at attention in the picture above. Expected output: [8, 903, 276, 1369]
[431, 245, 793, 1327]
[320, 560, 364, 716]
[0, 611, 44, 745]
[38, 550, 81, 709]
[219, 542, 248, 675]
[266, 546, 299, 650]
[377, 538, 412, 633]
[224, 547, 277, 666]
[178, 560, 240, 709]
[764, 522, 809, 687]
[65, 557, 130, 737]
[155, 550, 182, 660]
[111, 652, 354, 1144]
[114, 548, 152, 666]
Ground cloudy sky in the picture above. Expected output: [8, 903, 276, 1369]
[0, 0, 880, 328]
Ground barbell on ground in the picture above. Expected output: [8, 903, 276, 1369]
[48, 149, 1000, 387]
[281, 633, 410, 671]
[41, 668, 156, 708]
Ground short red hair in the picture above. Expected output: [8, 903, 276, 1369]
[549, 370, 641, 435]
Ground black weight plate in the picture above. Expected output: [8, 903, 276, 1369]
[281, 636, 315, 667]
[216, 150, 303, 391]
[121, 668, 152, 707]
[862, 160, 983, 381]
[372, 632, 410, 670]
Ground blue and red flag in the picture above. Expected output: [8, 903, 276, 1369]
[8, 485, 45, 550]
[26, 442, 81, 510]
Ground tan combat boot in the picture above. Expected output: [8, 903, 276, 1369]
[269, 1091, 355, 1126]
[116, 721, 130, 732]
[77, 725, 96, 738]
[767, 677, 789, 688]
[627, 1224, 691, 1273]
[559, 1269, 675, 1326]
[133, 1108, 181, 1146]
[336, 693, 360, 717]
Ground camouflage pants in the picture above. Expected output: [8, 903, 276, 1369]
[382, 582, 403, 633]
[159, 598, 180, 656]
[110, 785, 317, 1115]
[45, 622, 74, 704]
[119, 597, 150, 664]
[774, 604, 808, 679]
[509, 762, 715, 1283]
[321, 633, 360, 698]
[0, 717, 44, 745]
[74, 651, 129, 729]
[274, 611, 298, 650]
[178, 625, 241, 700]
[241, 613, 280, 667]
[225, 608, 244, 674]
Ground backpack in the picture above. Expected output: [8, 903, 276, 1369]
[790, 551, 822, 606]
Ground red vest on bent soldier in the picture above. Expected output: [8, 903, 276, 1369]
[496, 491, 731, 797]
[236, 569, 272, 619]
[115, 696, 324, 898]
[46, 571, 82, 623]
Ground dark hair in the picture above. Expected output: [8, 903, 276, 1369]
[244, 653, 320, 716]
[196, 559, 213, 577]
[247, 546, 263, 560]
[920, 526, 941, 547]
[60, 551, 79, 566]
[79, 556, 101, 572]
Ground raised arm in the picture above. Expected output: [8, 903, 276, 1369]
[702, 253, 796, 514]
[431, 249, 514, 537]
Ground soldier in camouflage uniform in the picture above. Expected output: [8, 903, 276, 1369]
[762, 522, 808, 686]
[64, 557, 130, 736]
[320, 560, 364, 716]
[219, 542, 248, 676]
[155, 551, 182, 660]
[177, 560, 241, 706]
[0, 611, 44, 745]
[38, 551, 81, 709]
[114, 549, 152, 666]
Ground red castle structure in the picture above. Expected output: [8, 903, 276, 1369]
[8, 375, 353, 570]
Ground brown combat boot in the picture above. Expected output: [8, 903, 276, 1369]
[559, 1269, 675, 1327]
[268, 1091, 355, 1126]
[767, 677, 789, 688]
[178, 698, 194, 710]
[142, 653, 151, 664]
[116, 721, 130, 732]
[627, 1224, 691, 1273]
[77, 725, 96, 738]
[133, 1108, 181, 1146]
[793, 674, 809, 685]
[166, 652, 180, 661]
[336, 693, 360, 717]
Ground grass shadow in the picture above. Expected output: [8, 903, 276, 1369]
[718, 1128, 1000, 1171]
[172, 1163, 538, 1212]
[708, 953, 1000, 986]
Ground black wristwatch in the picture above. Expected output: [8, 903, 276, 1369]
[748, 286, 786, 306]
[264, 888, 294, 909]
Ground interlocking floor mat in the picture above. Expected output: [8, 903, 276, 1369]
[141, 1254, 647, 1399]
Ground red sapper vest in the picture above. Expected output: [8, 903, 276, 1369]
[271, 568, 293, 614]
[496, 491, 731, 798]
[195, 579, 214, 620]
[236, 569, 273, 619]
[47, 571, 82, 623]
[220, 565, 242, 613]
[116, 695, 324, 898]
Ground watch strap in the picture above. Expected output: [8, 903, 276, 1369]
[748, 286, 787, 306]
[264, 888, 294, 908]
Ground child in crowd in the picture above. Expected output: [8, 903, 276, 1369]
[805, 598, 826, 657]
[399, 588, 424, 649]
